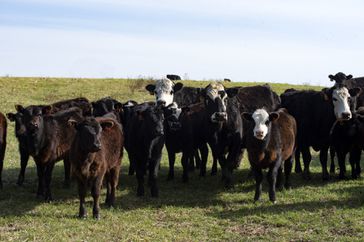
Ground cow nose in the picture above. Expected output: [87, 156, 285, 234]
[30, 122, 39, 129]
[216, 112, 227, 120]
[157, 100, 166, 107]
[342, 112, 351, 120]
[255, 131, 264, 137]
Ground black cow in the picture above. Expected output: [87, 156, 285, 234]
[91, 97, 122, 117]
[125, 103, 165, 197]
[163, 102, 209, 182]
[7, 97, 91, 186]
[281, 84, 361, 180]
[330, 107, 364, 179]
[20, 106, 84, 201]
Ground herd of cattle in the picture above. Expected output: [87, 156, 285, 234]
[0, 72, 363, 219]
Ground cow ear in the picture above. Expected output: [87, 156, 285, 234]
[42, 105, 52, 115]
[269, 112, 279, 122]
[226, 88, 239, 98]
[100, 120, 114, 130]
[15, 104, 24, 112]
[114, 102, 123, 112]
[347, 74, 353, 80]
[321, 88, 331, 101]
[328, 74, 335, 81]
[145, 84, 156, 95]
[6, 113, 15, 121]
[349, 87, 362, 97]
[68, 118, 78, 128]
[173, 83, 183, 93]
[242, 112, 253, 121]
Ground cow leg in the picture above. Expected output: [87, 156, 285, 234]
[337, 150, 347, 180]
[284, 156, 293, 189]
[44, 162, 55, 202]
[128, 154, 136, 176]
[199, 144, 208, 177]
[329, 146, 336, 174]
[349, 148, 361, 179]
[107, 165, 120, 207]
[36, 163, 45, 198]
[194, 150, 201, 169]
[0, 142, 4, 189]
[276, 167, 283, 191]
[253, 167, 263, 202]
[136, 162, 145, 197]
[149, 157, 160, 197]
[319, 147, 329, 180]
[181, 152, 190, 183]
[63, 158, 71, 188]
[167, 150, 175, 181]
[91, 176, 103, 220]
[302, 147, 312, 180]
[211, 155, 218, 176]
[17, 146, 29, 186]
[78, 180, 87, 219]
[294, 148, 302, 173]
[267, 160, 281, 203]
[188, 154, 195, 172]
[104, 172, 111, 205]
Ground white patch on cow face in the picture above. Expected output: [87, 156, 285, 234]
[154, 79, 174, 107]
[169, 102, 182, 119]
[206, 83, 228, 122]
[332, 87, 352, 120]
[124, 101, 135, 107]
[252, 109, 270, 140]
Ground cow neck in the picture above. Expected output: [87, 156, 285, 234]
[27, 122, 47, 157]
[247, 124, 275, 159]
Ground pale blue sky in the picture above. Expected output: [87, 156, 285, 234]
[1, 0, 364, 85]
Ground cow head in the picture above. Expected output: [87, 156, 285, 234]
[243, 109, 279, 140]
[323, 85, 362, 121]
[17, 105, 52, 134]
[92, 97, 122, 117]
[164, 102, 182, 131]
[145, 78, 183, 107]
[328, 72, 353, 85]
[69, 117, 115, 153]
[137, 105, 165, 137]
[200, 83, 238, 123]
[7, 106, 27, 137]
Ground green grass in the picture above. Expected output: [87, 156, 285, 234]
[0, 77, 363, 241]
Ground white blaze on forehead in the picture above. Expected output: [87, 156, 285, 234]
[155, 78, 174, 106]
[332, 87, 352, 120]
[206, 83, 226, 100]
[252, 109, 269, 140]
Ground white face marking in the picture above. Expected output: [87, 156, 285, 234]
[169, 102, 182, 119]
[154, 79, 174, 106]
[332, 87, 352, 120]
[124, 101, 135, 107]
[206, 83, 228, 122]
[252, 109, 270, 140]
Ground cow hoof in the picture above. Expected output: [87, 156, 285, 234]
[270, 200, 277, 204]
[93, 214, 100, 220]
[45, 197, 53, 203]
[79, 214, 87, 219]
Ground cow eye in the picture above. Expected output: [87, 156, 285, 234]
[333, 98, 337, 101]
[170, 90, 174, 95]
[265, 120, 269, 125]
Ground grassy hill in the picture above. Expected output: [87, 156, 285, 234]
[0, 77, 363, 241]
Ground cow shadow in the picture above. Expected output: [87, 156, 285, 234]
[0, 164, 79, 217]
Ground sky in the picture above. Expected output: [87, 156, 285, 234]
[1, 0, 364, 86]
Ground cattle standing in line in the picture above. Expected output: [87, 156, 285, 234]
[69, 116, 123, 219]
[145, 78, 183, 107]
[20, 106, 83, 201]
[330, 107, 364, 179]
[125, 103, 165, 197]
[164, 102, 209, 182]
[243, 108, 296, 203]
[0, 112, 7, 189]
[281, 84, 361, 180]
[6, 97, 91, 186]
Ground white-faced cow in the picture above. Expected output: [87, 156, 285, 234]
[281, 76, 361, 180]
[145, 78, 183, 107]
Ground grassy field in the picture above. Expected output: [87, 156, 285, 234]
[0, 77, 363, 241]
